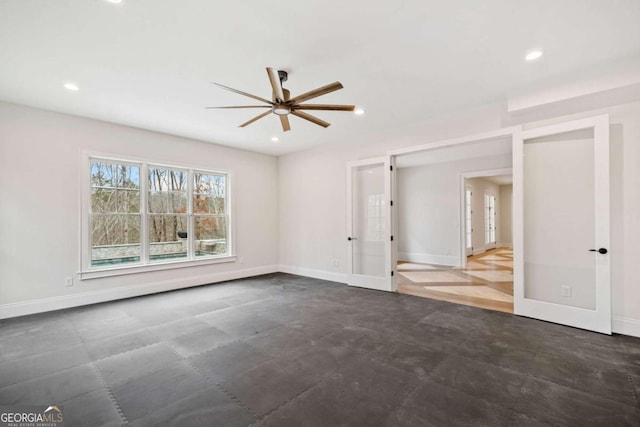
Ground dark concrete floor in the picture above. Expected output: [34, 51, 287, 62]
[1, 273, 639, 426]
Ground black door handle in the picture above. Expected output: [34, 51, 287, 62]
[347, 237, 358, 241]
[589, 248, 608, 254]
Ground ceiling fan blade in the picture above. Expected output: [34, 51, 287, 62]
[280, 115, 291, 132]
[239, 110, 272, 128]
[292, 104, 355, 111]
[211, 82, 273, 105]
[205, 105, 271, 109]
[266, 67, 285, 102]
[289, 82, 343, 104]
[291, 110, 331, 128]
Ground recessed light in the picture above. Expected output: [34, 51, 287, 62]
[354, 108, 365, 116]
[64, 82, 79, 92]
[525, 49, 543, 61]
[271, 136, 279, 142]
[105, 0, 123, 3]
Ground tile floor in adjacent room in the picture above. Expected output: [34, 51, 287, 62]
[398, 248, 514, 313]
[0, 273, 639, 426]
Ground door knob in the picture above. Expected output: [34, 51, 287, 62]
[589, 248, 608, 254]
[347, 237, 357, 241]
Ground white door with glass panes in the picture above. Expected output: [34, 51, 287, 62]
[513, 115, 611, 334]
[346, 157, 393, 291]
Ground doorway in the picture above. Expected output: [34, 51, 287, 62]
[393, 138, 515, 313]
[348, 115, 611, 333]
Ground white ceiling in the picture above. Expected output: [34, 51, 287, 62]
[1, 1, 639, 156]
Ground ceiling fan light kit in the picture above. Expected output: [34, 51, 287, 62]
[206, 67, 355, 132]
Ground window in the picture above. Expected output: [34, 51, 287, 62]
[193, 172, 228, 257]
[90, 161, 141, 266]
[84, 156, 232, 276]
[485, 193, 496, 245]
[148, 166, 189, 262]
[465, 187, 472, 251]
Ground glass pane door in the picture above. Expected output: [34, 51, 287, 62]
[347, 158, 393, 291]
[523, 129, 596, 309]
[514, 115, 611, 334]
[352, 164, 385, 277]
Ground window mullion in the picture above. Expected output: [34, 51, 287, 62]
[141, 163, 149, 265]
[187, 169, 194, 260]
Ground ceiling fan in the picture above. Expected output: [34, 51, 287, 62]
[206, 67, 355, 132]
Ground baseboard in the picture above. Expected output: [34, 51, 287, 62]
[398, 252, 459, 267]
[0, 265, 279, 319]
[496, 243, 513, 248]
[612, 316, 640, 338]
[472, 247, 486, 256]
[278, 265, 347, 284]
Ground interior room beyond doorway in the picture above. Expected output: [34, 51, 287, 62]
[394, 138, 514, 313]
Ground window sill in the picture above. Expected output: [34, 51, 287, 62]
[79, 255, 237, 280]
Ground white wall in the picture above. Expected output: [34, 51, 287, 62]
[278, 99, 640, 337]
[396, 155, 511, 266]
[0, 102, 279, 317]
[499, 184, 513, 246]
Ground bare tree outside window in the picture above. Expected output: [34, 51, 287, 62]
[194, 173, 227, 256]
[90, 161, 141, 266]
[148, 167, 188, 261]
[87, 157, 230, 270]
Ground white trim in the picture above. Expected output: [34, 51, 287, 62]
[278, 265, 347, 284]
[398, 252, 459, 267]
[79, 255, 237, 280]
[459, 168, 513, 267]
[460, 168, 513, 179]
[81, 150, 235, 177]
[0, 265, 278, 320]
[387, 127, 519, 157]
[390, 155, 398, 291]
[612, 316, 640, 338]
[496, 243, 513, 248]
[472, 247, 487, 256]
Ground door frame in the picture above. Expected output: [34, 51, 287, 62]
[346, 156, 394, 291]
[458, 168, 513, 267]
[513, 114, 611, 334]
[387, 129, 518, 280]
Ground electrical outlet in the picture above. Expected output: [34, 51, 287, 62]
[64, 277, 73, 287]
[238, 257, 245, 264]
[561, 285, 571, 297]
[331, 258, 340, 268]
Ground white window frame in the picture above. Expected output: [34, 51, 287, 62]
[80, 152, 235, 280]
[484, 192, 496, 246]
[465, 186, 473, 253]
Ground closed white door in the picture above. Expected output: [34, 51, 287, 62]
[346, 157, 393, 291]
[513, 115, 611, 334]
